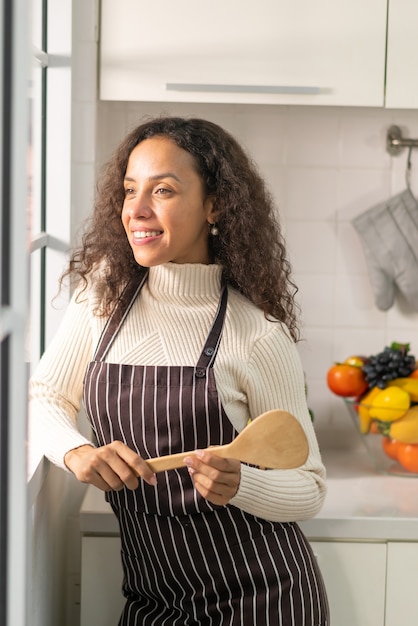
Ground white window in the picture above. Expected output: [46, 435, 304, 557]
[0, 0, 31, 624]
[1, 0, 73, 623]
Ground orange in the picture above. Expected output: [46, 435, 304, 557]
[382, 437, 400, 461]
[397, 442, 418, 473]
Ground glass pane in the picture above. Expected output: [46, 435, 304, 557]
[29, 60, 43, 240]
[31, 0, 44, 51]
[29, 248, 42, 368]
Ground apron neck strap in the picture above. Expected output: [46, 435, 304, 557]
[93, 268, 149, 362]
[195, 281, 228, 370]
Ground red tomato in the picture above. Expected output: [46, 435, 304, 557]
[397, 442, 418, 473]
[327, 364, 369, 397]
[382, 437, 400, 461]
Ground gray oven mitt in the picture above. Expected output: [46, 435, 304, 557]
[352, 189, 418, 311]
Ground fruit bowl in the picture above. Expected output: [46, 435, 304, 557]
[343, 398, 418, 477]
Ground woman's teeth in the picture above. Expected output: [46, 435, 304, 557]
[133, 230, 162, 240]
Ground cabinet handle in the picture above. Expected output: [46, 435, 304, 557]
[165, 83, 325, 95]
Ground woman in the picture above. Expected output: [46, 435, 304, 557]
[30, 116, 329, 625]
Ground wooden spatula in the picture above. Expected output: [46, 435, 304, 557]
[145, 409, 309, 473]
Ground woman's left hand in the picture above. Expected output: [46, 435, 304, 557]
[184, 450, 241, 506]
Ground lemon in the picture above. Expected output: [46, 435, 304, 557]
[369, 386, 411, 422]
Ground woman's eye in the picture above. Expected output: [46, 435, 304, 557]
[124, 187, 135, 196]
[155, 187, 171, 195]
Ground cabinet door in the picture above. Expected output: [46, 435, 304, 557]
[80, 536, 125, 626]
[310, 541, 386, 626]
[385, 542, 418, 626]
[385, 0, 418, 108]
[99, 0, 387, 106]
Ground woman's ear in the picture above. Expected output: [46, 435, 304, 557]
[205, 195, 220, 224]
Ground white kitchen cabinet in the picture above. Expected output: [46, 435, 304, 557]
[79, 534, 418, 625]
[99, 0, 387, 107]
[385, 0, 418, 108]
[80, 536, 125, 626]
[79, 477, 418, 625]
[385, 542, 418, 626]
[310, 541, 387, 626]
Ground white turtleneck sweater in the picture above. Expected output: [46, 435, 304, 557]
[29, 263, 326, 522]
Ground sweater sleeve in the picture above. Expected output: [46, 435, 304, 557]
[28, 290, 97, 471]
[228, 325, 327, 523]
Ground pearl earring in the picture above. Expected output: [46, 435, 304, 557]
[210, 224, 219, 236]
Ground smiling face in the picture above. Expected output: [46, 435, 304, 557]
[121, 136, 217, 267]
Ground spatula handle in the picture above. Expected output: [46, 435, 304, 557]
[145, 445, 230, 473]
[145, 451, 191, 473]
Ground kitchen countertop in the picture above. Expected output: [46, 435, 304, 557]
[79, 448, 418, 541]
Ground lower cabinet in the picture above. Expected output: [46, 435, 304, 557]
[385, 542, 418, 625]
[79, 536, 418, 626]
[80, 536, 124, 626]
[311, 540, 418, 626]
[310, 541, 387, 626]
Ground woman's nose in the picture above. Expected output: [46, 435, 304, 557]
[127, 191, 153, 218]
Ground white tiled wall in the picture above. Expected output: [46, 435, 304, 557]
[92, 102, 418, 450]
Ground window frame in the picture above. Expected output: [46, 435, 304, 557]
[1, 0, 73, 623]
[0, 0, 31, 624]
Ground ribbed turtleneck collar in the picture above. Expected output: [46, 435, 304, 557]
[146, 263, 223, 301]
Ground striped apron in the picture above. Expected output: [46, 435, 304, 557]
[83, 273, 329, 626]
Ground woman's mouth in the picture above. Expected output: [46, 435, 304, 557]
[132, 230, 163, 241]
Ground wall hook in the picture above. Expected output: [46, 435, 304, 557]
[386, 125, 418, 156]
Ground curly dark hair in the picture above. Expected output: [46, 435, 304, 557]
[63, 116, 300, 341]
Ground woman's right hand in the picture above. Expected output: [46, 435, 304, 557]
[64, 441, 157, 491]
